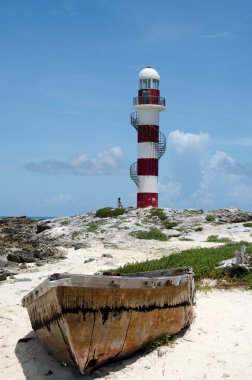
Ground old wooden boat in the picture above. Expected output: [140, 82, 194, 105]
[22, 267, 195, 374]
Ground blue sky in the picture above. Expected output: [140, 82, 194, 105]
[0, 0, 252, 216]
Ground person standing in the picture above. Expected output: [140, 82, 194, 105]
[117, 197, 123, 208]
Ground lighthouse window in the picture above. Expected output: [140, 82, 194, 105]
[140, 79, 148, 89]
[152, 79, 159, 89]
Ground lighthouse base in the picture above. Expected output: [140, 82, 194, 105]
[137, 193, 158, 208]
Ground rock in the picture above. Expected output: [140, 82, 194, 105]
[7, 251, 36, 263]
[18, 262, 28, 269]
[73, 242, 90, 250]
[84, 258, 95, 264]
[103, 243, 119, 249]
[0, 269, 17, 281]
[0, 257, 16, 268]
[36, 223, 52, 234]
[165, 229, 181, 237]
[7, 252, 21, 263]
[0, 248, 7, 255]
[102, 253, 113, 258]
[0, 270, 8, 281]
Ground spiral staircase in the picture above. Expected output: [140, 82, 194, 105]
[130, 111, 166, 186]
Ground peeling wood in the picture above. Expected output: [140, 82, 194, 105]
[22, 269, 195, 374]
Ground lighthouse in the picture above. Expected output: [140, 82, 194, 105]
[130, 66, 166, 208]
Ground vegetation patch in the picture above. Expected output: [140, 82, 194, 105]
[243, 223, 252, 228]
[196, 284, 213, 293]
[86, 219, 106, 233]
[60, 220, 70, 226]
[148, 209, 178, 229]
[149, 208, 167, 221]
[87, 223, 99, 233]
[205, 214, 216, 222]
[71, 231, 79, 240]
[163, 220, 178, 229]
[144, 332, 172, 352]
[129, 227, 168, 241]
[207, 235, 232, 243]
[195, 226, 203, 232]
[112, 242, 252, 288]
[95, 207, 126, 218]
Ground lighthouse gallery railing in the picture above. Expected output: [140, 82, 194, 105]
[133, 96, 165, 107]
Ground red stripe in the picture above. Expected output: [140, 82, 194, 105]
[137, 158, 158, 176]
[138, 89, 160, 97]
[138, 125, 159, 143]
[137, 193, 158, 208]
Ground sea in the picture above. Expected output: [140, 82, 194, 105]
[0, 216, 55, 220]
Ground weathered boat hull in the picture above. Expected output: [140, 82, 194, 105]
[22, 267, 195, 373]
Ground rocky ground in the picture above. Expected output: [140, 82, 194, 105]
[0, 207, 252, 281]
[1, 207, 252, 380]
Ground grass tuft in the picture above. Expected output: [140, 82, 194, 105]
[95, 207, 126, 218]
[144, 333, 172, 352]
[205, 214, 216, 222]
[71, 231, 79, 240]
[60, 220, 70, 226]
[149, 208, 167, 221]
[195, 226, 203, 232]
[129, 227, 168, 241]
[163, 220, 179, 229]
[243, 222, 252, 228]
[207, 235, 232, 243]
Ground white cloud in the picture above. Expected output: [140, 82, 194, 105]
[26, 146, 125, 176]
[168, 130, 210, 153]
[210, 151, 235, 170]
[159, 178, 181, 203]
[161, 131, 252, 210]
[191, 150, 252, 209]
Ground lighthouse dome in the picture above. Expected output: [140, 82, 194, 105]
[139, 66, 160, 81]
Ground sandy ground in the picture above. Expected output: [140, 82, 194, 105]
[0, 242, 252, 380]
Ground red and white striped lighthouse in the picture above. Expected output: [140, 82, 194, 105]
[130, 66, 166, 208]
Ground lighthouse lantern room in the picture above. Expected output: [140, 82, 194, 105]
[130, 66, 166, 208]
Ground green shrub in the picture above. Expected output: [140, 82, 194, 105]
[163, 220, 178, 229]
[130, 227, 168, 241]
[87, 222, 99, 233]
[195, 226, 203, 232]
[60, 220, 70, 226]
[205, 214, 216, 222]
[149, 208, 167, 221]
[95, 207, 126, 218]
[71, 231, 79, 240]
[243, 223, 252, 228]
[207, 235, 232, 243]
[142, 217, 151, 224]
[245, 273, 252, 289]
